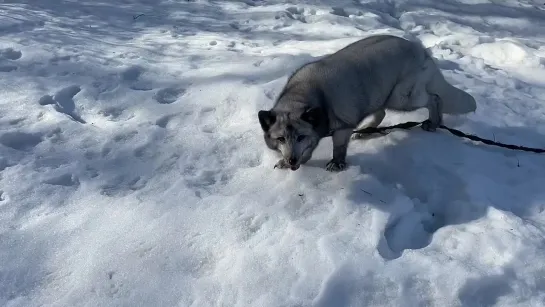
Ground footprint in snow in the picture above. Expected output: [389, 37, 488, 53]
[103, 270, 124, 298]
[155, 113, 179, 128]
[130, 82, 153, 91]
[99, 107, 125, 121]
[274, 6, 307, 23]
[121, 65, 152, 91]
[0, 131, 43, 151]
[38, 95, 55, 106]
[8, 118, 26, 126]
[365, 159, 473, 260]
[43, 173, 80, 187]
[92, 74, 119, 94]
[0, 48, 22, 60]
[113, 131, 138, 143]
[39, 85, 86, 123]
[154, 87, 185, 104]
[54, 86, 85, 123]
[330, 7, 349, 17]
[378, 210, 444, 260]
[49, 55, 73, 65]
[0, 48, 22, 72]
[378, 194, 469, 260]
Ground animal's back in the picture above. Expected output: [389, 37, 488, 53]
[319, 35, 425, 91]
[285, 35, 427, 125]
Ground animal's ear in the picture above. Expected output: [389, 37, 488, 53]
[258, 110, 276, 131]
[300, 107, 323, 127]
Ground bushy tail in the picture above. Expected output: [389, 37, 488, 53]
[427, 65, 477, 114]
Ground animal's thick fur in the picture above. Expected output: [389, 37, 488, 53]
[258, 34, 477, 172]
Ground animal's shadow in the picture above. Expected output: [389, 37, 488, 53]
[307, 119, 545, 260]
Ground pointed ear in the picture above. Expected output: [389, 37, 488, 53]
[258, 110, 276, 131]
[300, 107, 323, 127]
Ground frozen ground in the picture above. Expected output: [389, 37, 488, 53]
[1, 0, 545, 306]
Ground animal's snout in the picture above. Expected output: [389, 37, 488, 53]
[288, 157, 299, 171]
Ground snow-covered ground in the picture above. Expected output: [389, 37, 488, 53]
[2, 0, 545, 306]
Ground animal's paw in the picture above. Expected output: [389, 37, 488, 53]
[274, 159, 290, 170]
[351, 133, 365, 140]
[421, 119, 438, 132]
[325, 159, 346, 172]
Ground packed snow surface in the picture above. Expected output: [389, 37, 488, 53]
[1, 0, 545, 306]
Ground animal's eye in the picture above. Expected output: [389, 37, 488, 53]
[277, 137, 285, 143]
[296, 135, 306, 142]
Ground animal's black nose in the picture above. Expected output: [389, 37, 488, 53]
[289, 158, 296, 165]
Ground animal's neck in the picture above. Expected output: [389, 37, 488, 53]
[276, 82, 319, 110]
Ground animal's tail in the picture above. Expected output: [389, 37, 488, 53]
[426, 59, 477, 114]
[437, 80, 477, 114]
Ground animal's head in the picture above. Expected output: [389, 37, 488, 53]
[258, 107, 324, 170]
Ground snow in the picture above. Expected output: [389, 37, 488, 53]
[1, 0, 545, 306]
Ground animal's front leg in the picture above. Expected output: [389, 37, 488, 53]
[326, 129, 353, 172]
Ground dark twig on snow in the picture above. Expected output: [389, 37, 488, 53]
[360, 189, 386, 204]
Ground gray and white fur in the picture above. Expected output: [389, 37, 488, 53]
[258, 34, 477, 172]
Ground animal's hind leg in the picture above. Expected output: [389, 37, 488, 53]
[351, 110, 386, 140]
[412, 57, 444, 131]
[421, 93, 443, 132]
